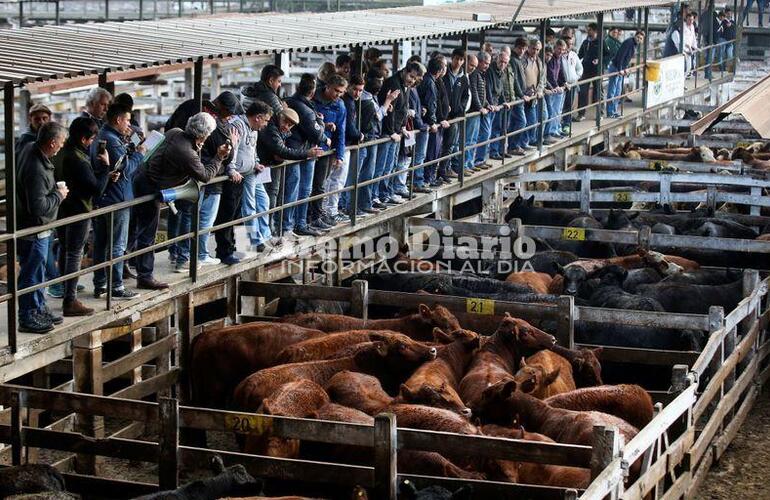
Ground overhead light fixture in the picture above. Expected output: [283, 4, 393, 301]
[473, 13, 493, 22]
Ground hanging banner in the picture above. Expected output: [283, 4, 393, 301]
[645, 54, 686, 108]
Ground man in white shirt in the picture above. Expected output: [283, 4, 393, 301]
[560, 35, 583, 134]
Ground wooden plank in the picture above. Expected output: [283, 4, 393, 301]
[578, 307, 710, 331]
[179, 406, 373, 447]
[398, 428, 592, 467]
[374, 413, 397, 500]
[100, 303, 175, 343]
[0, 342, 71, 384]
[406, 217, 509, 238]
[101, 335, 176, 384]
[111, 369, 180, 401]
[180, 445, 374, 487]
[399, 474, 569, 499]
[61, 472, 158, 498]
[659, 470, 691, 500]
[191, 281, 228, 305]
[239, 281, 351, 301]
[575, 344, 699, 366]
[158, 398, 179, 490]
[713, 384, 759, 460]
[686, 443, 714, 499]
[622, 428, 694, 500]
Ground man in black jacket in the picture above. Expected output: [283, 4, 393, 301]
[442, 48, 470, 177]
[576, 23, 603, 122]
[339, 74, 366, 217]
[54, 117, 111, 317]
[15, 121, 69, 333]
[242, 65, 285, 117]
[15, 104, 52, 156]
[418, 56, 449, 187]
[373, 62, 421, 205]
[284, 74, 329, 237]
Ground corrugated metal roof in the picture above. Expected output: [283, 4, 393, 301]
[691, 73, 770, 139]
[0, 0, 672, 86]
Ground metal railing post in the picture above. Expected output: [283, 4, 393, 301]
[139, 0, 144, 20]
[708, 0, 715, 83]
[55, 0, 60, 25]
[642, 7, 649, 109]
[105, 0, 109, 20]
[190, 194, 200, 283]
[538, 19, 547, 153]
[279, 164, 286, 237]
[459, 115, 467, 187]
[4, 82, 18, 353]
[18, 0, 23, 26]
[106, 210, 114, 309]
[193, 57, 203, 111]
[596, 13, 604, 128]
[350, 148, 360, 226]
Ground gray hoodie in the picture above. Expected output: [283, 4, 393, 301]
[227, 115, 259, 176]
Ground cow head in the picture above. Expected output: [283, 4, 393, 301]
[496, 313, 556, 349]
[474, 380, 518, 423]
[419, 304, 462, 333]
[504, 195, 536, 222]
[370, 332, 438, 361]
[399, 383, 473, 418]
[432, 327, 479, 344]
[553, 263, 587, 296]
[574, 347, 604, 386]
[605, 209, 636, 230]
[513, 357, 561, 396]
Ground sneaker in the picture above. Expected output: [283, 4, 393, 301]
[63, 299, 94, 317]
[383, 198, 400, 206]
[574, 114, 586, 122]
[296, 226, 322, 236]
[510, 147, 527, 156]
[93, 287, 107, 299]
[47, 284, 64, 299]
[112, 288, 141, 300]
[429, 180, 444, 187]
[608, 113, 622, 119]
[334, 213, 351, 223]
[174, 261, 201, 273]
[313, 218, 334, 230]
[543, 137, 560, 145]
[361, 207, 381, 214]
[219, 254, 241, 266]
[310, 223, 330, 233]
[76, 284, 85, 293]
[199, 256, 221, 266]
[321, 214, 338, 226]
[19, 312, 54, 334]
[394, 191, 410, 198]
[41, 306, 63, 325]
[269, 237, 284, 247]
[524, 145, 537, 150]
[389, 194, 404, 203]
[413, 186, 432, 193]
[489, 154, 503, 160]
[503, 152, 514, 158]
[372, 201, 388, 210]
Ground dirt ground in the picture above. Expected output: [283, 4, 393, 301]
[695, 386, 770, 499]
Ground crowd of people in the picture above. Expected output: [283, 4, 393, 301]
[14, 28, 652, 334]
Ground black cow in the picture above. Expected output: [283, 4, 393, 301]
[505, 195, 590, 226]
[636, 280, 743, 314]
[135, 457, 262, 500]
[588, 266, 665, 312]
[576, 321, 706, 350]
[398, 479, 473, 500]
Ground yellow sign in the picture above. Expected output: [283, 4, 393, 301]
[155, 230, 168, 245]
[562, 227, 586, 241]
[466, 298, 495, 315]
[736, 141, 753, 149]
[613, 192, 632, 203]
[649, 160, 669, 171]
[224, 414, 273, 434]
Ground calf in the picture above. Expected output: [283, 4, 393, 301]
[325, 371, 394, 415]
[589, 266, 665, 312]
[276, 330, 437, 364]
[234, 340, 435, 411]
[189, 322, 326, 409]
[280, 304, 460, 341]
[459, 313, 556, 412]
[134, 463, 262, 500]
[399, 333, 480, 416]
[513, 351, 575, 399]
[481, 424, 590, 488]
[476, 381, 638, 447]
[505, 271, 553, 294]
[246, 379, 330, 458]
[504, 195, 590, 226]
[0, 465, 65, 497]
[545, 384, 653, 430]
[548, 345, 603, 387]
[637, 279, 743, 314]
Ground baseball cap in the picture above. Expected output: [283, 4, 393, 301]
[29, 104, 52, 115]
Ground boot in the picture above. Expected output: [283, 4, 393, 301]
[63, 299, 95, 317]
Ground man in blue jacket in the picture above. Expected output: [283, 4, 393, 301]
[311, 73, 347, 226]
[91, 103, 146, 297]
[606, 30, 645, 118]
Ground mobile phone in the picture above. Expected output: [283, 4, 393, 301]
[130, 132, 142, 147]
[98, 140, 107, 155]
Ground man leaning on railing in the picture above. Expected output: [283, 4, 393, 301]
[15, 122, 69, 334]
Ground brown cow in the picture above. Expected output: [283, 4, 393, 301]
[459, 313, 557, 412]
[548, 345, 603, 387]
[245, 379, 330, 458]
[387, 404, 481, 436]
[276, 330, 437, 364]
[311, 401, 483, 480]
[513, 351, 575, 399]
[190, 322, 326, 408]
[481, 424, 590, 488]
[476, 381, 638, 447]
[233, 340, 435, 411]
[505, 272, 553, 294]
[325, 371, 394, 416]
[279, 304, 461, 341]
[545, 384, 653, 430]
[399, 333, 480, 416]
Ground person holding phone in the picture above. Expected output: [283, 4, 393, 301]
[54, 117, 113, 317]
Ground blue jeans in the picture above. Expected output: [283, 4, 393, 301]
[340, 150, 360, 211]
[199, 192, 220, 259]
[282, 160, 314, 231]
[243, 172, 271, 244]
[719, 38, 734, 71]
[18, 235, 51, 322]
[411, 130, 430, 187]
[424, 130, 443, 184]
[741, 0, 765, 26]
[474, 112, 494, 164]
[463, 114, 481, 170]
[373, 140, 399, 201]
[490, 108, 507, 157]
[93, 207, 130, 291]
[168, 199, 194, 263]
[606, 63, 624, 117]
[509, 103, 528, 149]
[545, 92, 566, 137]
[244, 181, 270, 245]
[355, 145, 376, 211]
[525, 102, 539, 145]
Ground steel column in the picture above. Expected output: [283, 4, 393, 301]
[193, 57, 203, 111]
[392, 41, 400, 70]
[537, 19, 547, 153]
[596, 13, 604, 128]
[4, 82, 18, 353]
[642, 7, 650, 109]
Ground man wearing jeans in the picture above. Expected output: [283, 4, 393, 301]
[719, 9, 736, 71]
[544, 42, 567, 144]
[473, 52, 496, 168]
[15, 122, 68, 333]
[523, 39, 546, 147]
[355, 70, 389, 212]
[284, 74, 328, 237]
[91, 103, 145, 297]
[606, 31, 645, 119]
[508, 37, 530, 154]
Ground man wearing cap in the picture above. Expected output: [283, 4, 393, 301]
[257, 108, 324, 245]
[16, 104, 52, 156]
